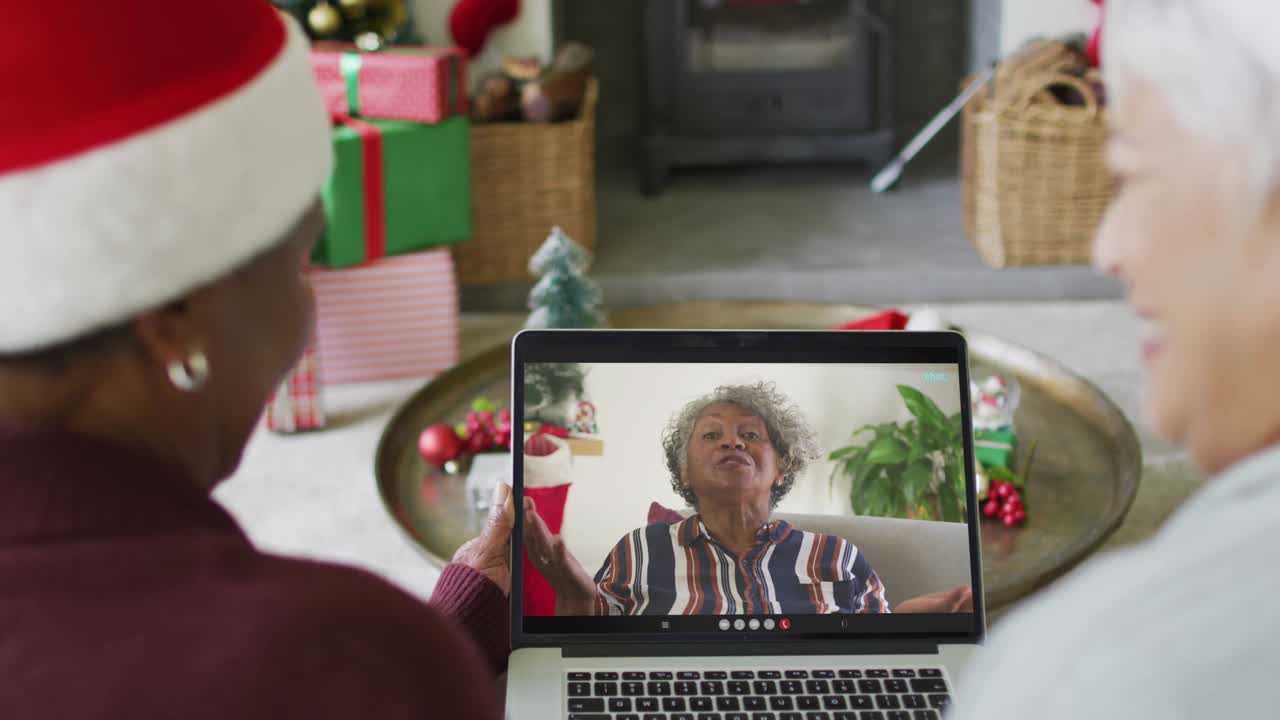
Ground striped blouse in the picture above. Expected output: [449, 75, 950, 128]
[591, 515, 890, 616]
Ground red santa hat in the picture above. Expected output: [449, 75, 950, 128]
[0, 0, 332, 353]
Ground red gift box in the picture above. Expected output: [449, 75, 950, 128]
[310, 248, 460, 384]
[266, 344, 324, 433]
[311, 45, 468, 124]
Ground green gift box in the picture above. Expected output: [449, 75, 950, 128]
[974, 428, 1016, 469]
[315, 115, 471, 269]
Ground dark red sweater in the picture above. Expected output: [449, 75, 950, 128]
[0, 428, 509, 719]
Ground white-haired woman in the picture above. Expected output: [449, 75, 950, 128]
[952, 2, 1280, 718]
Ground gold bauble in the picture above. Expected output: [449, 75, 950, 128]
[307, 1, 342, 36]
[337, 0, 368, 19]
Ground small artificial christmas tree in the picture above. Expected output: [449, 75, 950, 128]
[272, 0, 420, 48]
[525, 227, 606, 330]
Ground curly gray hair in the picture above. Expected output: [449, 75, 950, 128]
[661, 381, 821, 509]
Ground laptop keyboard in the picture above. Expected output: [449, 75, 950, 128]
[564, 667, 952, 720]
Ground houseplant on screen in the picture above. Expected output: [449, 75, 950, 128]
[829, 385, 968, 523]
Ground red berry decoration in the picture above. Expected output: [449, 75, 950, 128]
[418, 423, 463, 467]
[453, 397, 516, 456]
[980, 474, 1030, 527]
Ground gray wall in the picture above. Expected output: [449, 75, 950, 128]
[553, 0, 977, 174]
[969, 0, 1002, 72]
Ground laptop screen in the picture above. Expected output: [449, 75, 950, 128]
[512, 331, 983, 645]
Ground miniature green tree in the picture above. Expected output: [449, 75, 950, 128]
[525, 227, 606, 330]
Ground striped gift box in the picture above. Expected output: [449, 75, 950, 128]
[266, 344, 324, 433]
[309, 249, 460, 384]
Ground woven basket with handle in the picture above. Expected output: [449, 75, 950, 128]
[452, 79, 598, 285]
[961, 67, 1117, 267]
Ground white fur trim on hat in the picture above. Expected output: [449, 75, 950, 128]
[0, 17, 333, 354]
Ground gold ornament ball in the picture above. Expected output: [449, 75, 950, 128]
[307, 2, 342, 36]
[337, 0, 368, 19]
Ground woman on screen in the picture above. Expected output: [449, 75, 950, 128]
[524, 382, 973, 616]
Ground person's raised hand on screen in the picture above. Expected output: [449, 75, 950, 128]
[523, 496, 598, 615]
[894, 585, 973, 614]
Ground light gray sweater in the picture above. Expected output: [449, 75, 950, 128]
[953, 445, 1280, 719]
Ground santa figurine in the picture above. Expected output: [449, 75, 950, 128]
[571, 400, 598, 435]
[972, 374, 1019, 430]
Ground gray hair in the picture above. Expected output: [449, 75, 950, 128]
[661, 382, 821, 509]
[1104, 0, 1280, 196]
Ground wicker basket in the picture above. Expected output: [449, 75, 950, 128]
[452, 79, 597, 285]
[961, 71, 1117, 267]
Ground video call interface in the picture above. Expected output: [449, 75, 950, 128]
[517, 360, 978, 637]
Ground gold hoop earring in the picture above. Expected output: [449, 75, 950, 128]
[167, 351, 210, 393]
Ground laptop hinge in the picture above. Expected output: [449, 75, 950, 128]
[562, 640, 939, 658]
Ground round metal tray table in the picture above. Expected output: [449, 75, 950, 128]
[375, 302, 1142, 610]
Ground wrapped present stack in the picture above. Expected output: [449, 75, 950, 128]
[309, 43, 471, 267]
[267, 43, 470, 432]
[266, 344, 325, 433]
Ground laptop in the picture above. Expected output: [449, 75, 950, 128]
[506, 329, 985, 720]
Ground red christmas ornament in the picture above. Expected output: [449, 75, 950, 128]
[418, 423, 463, 467]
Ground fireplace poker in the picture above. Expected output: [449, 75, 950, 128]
[870, 64, 994, 193]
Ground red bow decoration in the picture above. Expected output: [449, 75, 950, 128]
[333, 114, 387, 262]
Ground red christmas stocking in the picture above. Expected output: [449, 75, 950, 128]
[521, 433, 574, 616]
[449, 0, 521, 57]
[522, 483, 572, 615]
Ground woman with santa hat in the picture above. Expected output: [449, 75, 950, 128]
[0, 2, 511, 718]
